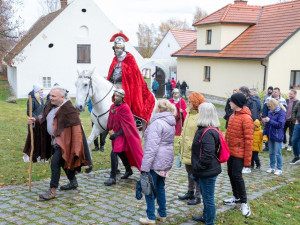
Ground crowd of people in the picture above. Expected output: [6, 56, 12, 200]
[23, 32, 299, 225]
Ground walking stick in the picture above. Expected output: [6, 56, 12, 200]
[28, 95, 34, 192]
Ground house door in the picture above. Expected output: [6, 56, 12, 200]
[155, 66, 165, 98]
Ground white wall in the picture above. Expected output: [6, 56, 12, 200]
[151, 31, 180, 59]
[196, 24, 249, 51]
[177, 57, 265, 98]
[12, 0, 144, 98]
[267, 30, 300, 95]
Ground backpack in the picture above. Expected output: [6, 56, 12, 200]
[199, 127, 230, 163]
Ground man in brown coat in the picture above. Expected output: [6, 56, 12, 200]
[224, 93, 253, 218]
[24, 86, 91, 200]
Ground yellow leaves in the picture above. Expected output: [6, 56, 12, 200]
[42, 169, 47, 174]
[0, 174, 4, 178]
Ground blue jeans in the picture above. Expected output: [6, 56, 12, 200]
[181, 90, 186, 98]
[166, 90, 171, 99]
[145, 170, 166, 220]
[152, 90, 157, 97]
[196, 176, 217, 225]
[268, 140, 283, 170]
[292, 124, 300, 158]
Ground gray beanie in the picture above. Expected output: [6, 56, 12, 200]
[33, 84, 43, 93]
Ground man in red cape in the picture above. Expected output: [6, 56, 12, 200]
[104, 89, 143, 186]
[169, 88, 187, 136]
[107, 32, 155, 128]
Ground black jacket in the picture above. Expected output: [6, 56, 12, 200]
[245, 96, 258, 121]
[180, 81, 188, 90]
[191, 126, 222, 178]
[27, 90, 44, 117]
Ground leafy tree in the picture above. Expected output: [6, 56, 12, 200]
[193, 6, 207, 24]
[136, 23, 156, 58]
[0, 0, 23, 62]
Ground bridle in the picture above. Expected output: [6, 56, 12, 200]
[78, 75, 114, 130]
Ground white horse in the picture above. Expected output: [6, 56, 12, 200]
[75, 69, 115, 150]
[75, 69, 157, 152]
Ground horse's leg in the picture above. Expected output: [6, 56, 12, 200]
[87, 125, 101, 158]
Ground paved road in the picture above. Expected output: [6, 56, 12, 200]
[0, 149, 298, 224]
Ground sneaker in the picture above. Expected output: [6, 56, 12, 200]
[287, 145, 292, 151]
[266, 168, 275, 173]
[241, 203, 251, 217]
[274, 169, 283, 175]
[256, 165, 261, 169]
[283, 143, 288, 149]
[156, 214, 166, 222]
[139, 217, 156, 224]
[290, 157, 300, 164]
[223, 196, 241, 205]
[242, 167, 251, 174]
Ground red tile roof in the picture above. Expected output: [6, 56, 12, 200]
[174, 0, 300, 60]
[170, 30, 197, 48]
[4, 8, 66, 65]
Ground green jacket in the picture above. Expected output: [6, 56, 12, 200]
[179, 108, 199, 165]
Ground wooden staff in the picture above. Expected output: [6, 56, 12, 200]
[28, 95, 34, 192]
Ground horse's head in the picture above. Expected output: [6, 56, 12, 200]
[75, 68, 95, 112]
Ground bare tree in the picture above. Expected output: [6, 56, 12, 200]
[193, 6, 207, 24]
[0, 0, 24, 62]
[155, 18, 191, 46]
[136, 23, 156, 58]
[38, 0, 61, 14]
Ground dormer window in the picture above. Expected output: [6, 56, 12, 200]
[206, 30, 212, 44]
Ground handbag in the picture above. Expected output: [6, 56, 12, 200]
[140, 172, 156, 197]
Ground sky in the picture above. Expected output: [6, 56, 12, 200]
[17, 0, 286, 46]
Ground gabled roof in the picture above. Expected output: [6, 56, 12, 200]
[170, 30, 197, 48]
[193, 2, 262, 26]
[173, 0, 300, 60]
[4, 7, 66, 65]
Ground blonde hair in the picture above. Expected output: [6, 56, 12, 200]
[267, 99, 278, 109]
[157, 99, 177, 116]
[197, 102, 220, 127]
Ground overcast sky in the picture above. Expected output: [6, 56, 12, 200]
[18, 0, 285, 45]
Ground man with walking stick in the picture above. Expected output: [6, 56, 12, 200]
[24, 85, 92, 200]
[169, 88, 187, 136]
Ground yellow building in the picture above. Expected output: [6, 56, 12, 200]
[173, 0, 300, 98]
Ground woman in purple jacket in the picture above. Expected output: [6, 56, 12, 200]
[263, 99, 286, 175]
[139, 99, 176, 225]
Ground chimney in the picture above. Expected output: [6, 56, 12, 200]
[60, 0, 68, 8]
[234, 0, 248, 5]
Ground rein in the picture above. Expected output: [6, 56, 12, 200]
[78, 75, 114, 131]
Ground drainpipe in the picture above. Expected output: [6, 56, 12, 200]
[261, 61, 267, 91]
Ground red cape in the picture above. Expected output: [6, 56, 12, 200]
[169, 98, 187, 136]
[107, 102, 143, 170]
[107, 53, 155, 123]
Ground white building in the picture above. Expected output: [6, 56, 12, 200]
[4, 0, 143, 98]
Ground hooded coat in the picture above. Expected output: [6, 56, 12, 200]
[225, 107, 254, 167]
[141, 111, 176, 172]
[27, 90, 44, 117]
[169, 98, 187, 136]
[253, 120, 263, 152]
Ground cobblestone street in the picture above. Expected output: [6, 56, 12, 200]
[0, 150, 298, 224]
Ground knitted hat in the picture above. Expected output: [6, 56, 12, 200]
[33, 84, 43, 93]
[268, 86, 273, 91]
[189, 92, 206, 110]
[230, 93, 246, 108]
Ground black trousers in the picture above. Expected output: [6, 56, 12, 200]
[251, 151, 260, 167]
[50, 146, 75, 188]
[283, 121, 294, 146]
[227, 156, 247, 203]
[92, 122, 108, 147]
[110, 150, 131, 178]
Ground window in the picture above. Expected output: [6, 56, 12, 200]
[43, 77, 51, 88]
[204, 66, 210, 82]
[290, 70, 300, 89]
[77, 44, 91, 63]
[206, 29, 212, 44]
